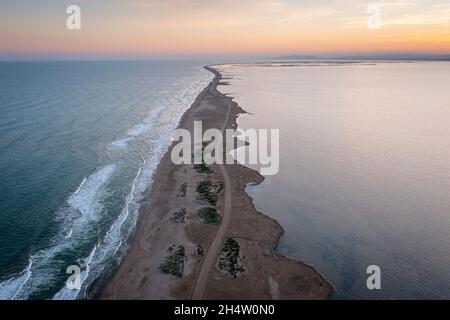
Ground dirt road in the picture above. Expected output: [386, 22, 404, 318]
[191, 67, 232, 299]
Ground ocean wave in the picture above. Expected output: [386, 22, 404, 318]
[0, 259, 32, 300]
[110, 138, 132, 149]
[74, 177, 87, 195]
[52, 244, 98, 300]
[0, 66, 214, 300]
[68, 165, 116, 218]
[109, 67, 212, 151]
[0, 164, 116, 300]
[66, 69, 214, 298]
[64, 166, 146, 299]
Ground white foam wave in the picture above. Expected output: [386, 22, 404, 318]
[0, 164, 116, 300]
[68, 165, 116, 218]
[51, 163, 143, 300]
[74, 178, 86, 195]
[0, 259, 32, 300]
[0, 66, 214, 300]
[52, 244, 98, 300]
[60, 70, 213, 298]
[65, 228, 73, 239]
[110, 138, 132, 149]
[109, 67, 213, 150]
[127, 123, 154, 137]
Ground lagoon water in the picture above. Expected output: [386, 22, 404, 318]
[0, 61, 212, 299]
[217, 62, 450, 299]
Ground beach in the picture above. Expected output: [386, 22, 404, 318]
[0, 61, 216, 300]
[99, 66, 334, 300]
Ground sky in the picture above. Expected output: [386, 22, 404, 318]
[0, 0, 449, 59]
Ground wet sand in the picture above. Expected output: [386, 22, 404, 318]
[99, 65, 334, 300]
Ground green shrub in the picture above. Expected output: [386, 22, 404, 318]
[159, 245, 185, 277]
[197, 207, 221, 225]
[196, 180, 224, 206]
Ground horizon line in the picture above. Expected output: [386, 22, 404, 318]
[1, 53, 450, 62]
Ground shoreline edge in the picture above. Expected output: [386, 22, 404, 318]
[98, 64, 335, 300]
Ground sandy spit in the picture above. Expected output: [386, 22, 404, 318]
[99, 65, 334, 300]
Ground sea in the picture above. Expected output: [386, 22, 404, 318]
[217, 61, 450, 299]
[0, 60, 213, 299]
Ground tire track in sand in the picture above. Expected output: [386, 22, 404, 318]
[192, 66, 232, 300]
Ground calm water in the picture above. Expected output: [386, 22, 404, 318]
[0, 61, 212, 299]
[217, 62, 450, 299]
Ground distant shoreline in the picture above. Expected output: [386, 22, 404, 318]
[99, 64, 334, 300]
[275, 54, 450, 61]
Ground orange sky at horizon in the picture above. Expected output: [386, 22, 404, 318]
[1, 0, 450, 57]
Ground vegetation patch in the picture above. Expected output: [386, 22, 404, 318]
[193, 245, 204, 262]
[193, 163, 213, 174]
[196, 180, 224, 206]
[197, 207, 221, 225]
[159, 245, 185, 277]
[218, 239, 245, 278]
[193, 141, 214, 174]
[171, 208, 187, 223]
[177, 182, 187, 197]
[196, 245, 204, 257]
